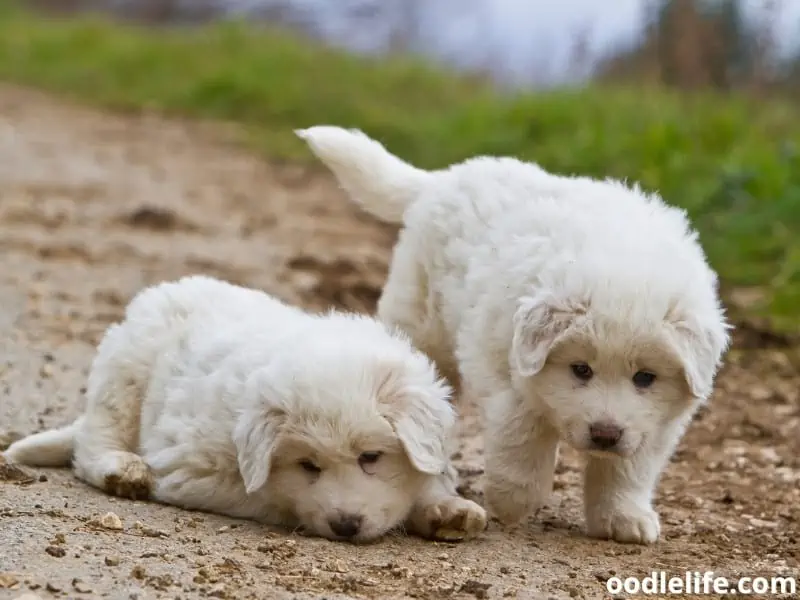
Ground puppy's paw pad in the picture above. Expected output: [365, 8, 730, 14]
[103, 459, 153, 501]
[425, 497, 488, 542]
[588, 506, 660, 545]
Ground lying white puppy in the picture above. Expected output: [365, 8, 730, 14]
[298, 126, 731, 544]
[4, 275, 486, 543]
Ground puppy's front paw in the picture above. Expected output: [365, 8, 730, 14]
[103, 457, 153, 501]
[587, 504, 660, 545]
[484, 477, 540, 525]
[420, 496, 488, 542]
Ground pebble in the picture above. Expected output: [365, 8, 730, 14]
[758, 447, 781, 465]
[45, 545, 66, 558]
[207, 584, 228, 598]
[133, 522, 168, 538]
[748, 517, 778, 529]
[98, 512, 123, 530]
[723, 443, 748, 456]
[130, 565, 146, 579]
[747, 384, 773, 402]
[332, 560, 348, 573]
[72, 579, 92, 594]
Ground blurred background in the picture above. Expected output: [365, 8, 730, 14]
[3, 0, 800, 331]
[24, 0, 800, 91]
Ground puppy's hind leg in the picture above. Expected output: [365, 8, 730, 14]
[72, 327, 154, 500]
[377, 239, 461, 393]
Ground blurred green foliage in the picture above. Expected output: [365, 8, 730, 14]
[0, 7, 798, 330]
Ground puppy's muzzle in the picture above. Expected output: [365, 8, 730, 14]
[328, 513, 363, 539]
[589, 421, 624, 451]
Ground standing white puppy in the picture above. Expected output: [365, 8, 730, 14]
[298, 127, 731, 544]
[5, 275, 487, 543]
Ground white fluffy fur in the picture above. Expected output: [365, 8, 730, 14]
[4, 275, 487, 543]
[298, 126, 731, 545]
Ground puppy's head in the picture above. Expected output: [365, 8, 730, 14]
[510, 283, 729, 457]
[233, 316, 454, 542]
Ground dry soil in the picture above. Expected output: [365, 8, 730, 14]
[0, 85, 798, 600]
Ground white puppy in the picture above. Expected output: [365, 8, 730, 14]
[4, 275, 487, 543]
[298, 126, 731, 544]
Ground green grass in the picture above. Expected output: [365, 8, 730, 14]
[1, 6, 799, 331]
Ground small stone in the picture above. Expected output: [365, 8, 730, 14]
[723, 444, 747, 456]
[748, 384, 773, 402]
[45, 545, 66, 558]
[459, 580, 491, 599]
[130, 565, 146, 579]
[72, 579, 92, 593]
[98, 512, 123, 530]
[104, 556, 120, 567]
[758, 447, 781, 465]
[0, 573, 19, 588]
[136, 525, 168, 538]
[749, 517, 778, 529]
[390, 566, 412, 578]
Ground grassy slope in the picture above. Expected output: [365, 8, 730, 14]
[0, 8, 798, 331]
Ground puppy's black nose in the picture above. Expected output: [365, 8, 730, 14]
[589, 422, 624, 449]
[329, 514, 362, 538]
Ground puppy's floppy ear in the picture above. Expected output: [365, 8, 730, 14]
[233, 371, 288, 493]
[232, 406, 285, 494]
[510, 293, 583, 377]
[378, 368, 455, 475]
[666, 311, 731, 400]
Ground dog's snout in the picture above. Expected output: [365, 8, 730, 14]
[589, 421, 624, 449]
[328, 514, 363, 538]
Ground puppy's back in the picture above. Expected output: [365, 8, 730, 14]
[90, 276, 296, 397]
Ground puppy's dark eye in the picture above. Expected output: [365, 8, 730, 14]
[632, 371, 657, 388]
[299, 459, 321, 474]
[358, 451, 382, 465]
[570, 363, 593, 381]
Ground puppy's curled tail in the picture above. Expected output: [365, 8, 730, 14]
[2, 417, 82, 467]
[296, 126, 432, 224]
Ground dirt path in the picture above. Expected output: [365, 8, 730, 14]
[0, 84, 797, 600]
